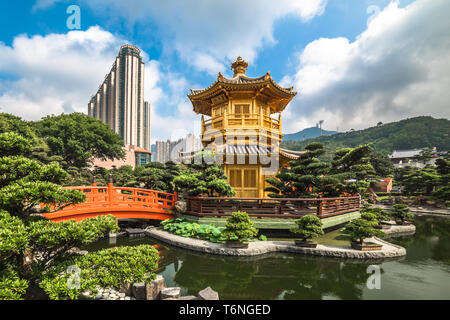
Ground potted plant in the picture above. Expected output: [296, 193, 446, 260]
[221, 211, 258, 249]
[343, 218, 386, 251]
[290, 215, 324, 248]
[390, 204, 414, 225]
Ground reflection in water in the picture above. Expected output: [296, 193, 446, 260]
[84, 216, 450, 300]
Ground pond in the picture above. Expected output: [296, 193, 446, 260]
[84, 216, 450, 300]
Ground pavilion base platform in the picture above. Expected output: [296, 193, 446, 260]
[182, 211, 361, 231]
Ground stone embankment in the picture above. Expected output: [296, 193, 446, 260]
[144, 226, 408, 260]
[80, 274, 218, 300]
[381, 222, 416, 237]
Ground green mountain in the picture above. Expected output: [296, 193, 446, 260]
[281, 116, 450, 158]
[283, 126, 337, 141]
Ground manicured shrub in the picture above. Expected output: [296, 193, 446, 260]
[343, 218, 385, 244]
[390, 204, 414, 224]
[290, 215, 324, 242]
[221, 211, 258, 243]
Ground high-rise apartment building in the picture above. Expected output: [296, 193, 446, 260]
[155, 134, 202, 163]
[88, 44, 151, 151]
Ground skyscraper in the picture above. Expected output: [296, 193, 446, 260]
[88, 44, 151, 151]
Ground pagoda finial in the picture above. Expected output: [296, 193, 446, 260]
[231, 56, 248, 77]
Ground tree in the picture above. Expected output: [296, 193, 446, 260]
[329, 145, 377, 195]
[369, 151, 394, 177]
[360, 206, 391, 225]
[390, 204, 414, 225]
[0, 132, 32, 157]
[136, 161, 181, 192]
[417, 148, 434, 165]
[0, 133, 159, 300]
[433, 153, 450, 202]
[265, 142, 331, 198]
[34, 113, 125, 168]
[343, 219, 385, 244]
[174, 151, 235, 197]
[221, 211, 258, 243]
[39, 245, 159, 300]
[290, 215, 324, 242]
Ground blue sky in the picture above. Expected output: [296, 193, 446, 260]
[0, 0, 448, 142]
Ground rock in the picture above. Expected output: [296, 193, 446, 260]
[198, 287, 219, 300]
[118, 292, 125, 298]
[94, 294, 102, 300]
[175, 201, 187, 214]
[146, 274, 166, 300]
[109, 232, 117, 238]
[160, 287, 181, 299]
[125, 228, 146, 236]
[82, 290, 92, 296]
[132, 282, 147, 300]
[164, 296, 199, 300]
[119, 282, 132, 296]
[124, 296, 131, 300]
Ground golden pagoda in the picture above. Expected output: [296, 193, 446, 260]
[187, 57, 303, 198]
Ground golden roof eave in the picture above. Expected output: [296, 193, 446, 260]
[188, 76, 297, 115]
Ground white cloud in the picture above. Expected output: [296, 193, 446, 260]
[71, 0, 327, 74]
[0, 25, 202, 142]
[282, 0, 450, 134]
[0, 26, 125, 119]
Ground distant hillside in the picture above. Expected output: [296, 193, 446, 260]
[281, 116, 450, 160]
[283, 126, 337, 141]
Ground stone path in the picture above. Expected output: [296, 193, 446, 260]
[375, 204, 450, 217]
[145, 227, 407, 260]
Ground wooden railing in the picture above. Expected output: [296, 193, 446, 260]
[60, 184, 178, 210]
[202, 114, 281, 132]
[185, 196, 360, 219]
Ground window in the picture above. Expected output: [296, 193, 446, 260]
[235, 104, 250, 115]
[229, 170, 242, 188]
[244, 170, 257, 188]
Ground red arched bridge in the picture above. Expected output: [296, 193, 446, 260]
[43, 182, 177, 222]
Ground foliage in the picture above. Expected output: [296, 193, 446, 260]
[0, 128, 159, 300]
[0, 132, 32, 157]
[390, 204, 414, 224]
[135, 161, 181, 192]
[40, 245, 159, 300]
[161, 218, 226, 243]
[281, 116, 450, 160]
[266, 143, 376, 198]
[0, 263, 28, 300]
[368, 151, 394, 177]
[343, 218, 386, 244]
[360, 206, 391, 225]
[34, 113, 125, 168]
[328, 145, 376, 195]
[265, 142, 331, 198]
[174, 151, 235, 197]
[0, 156, 86, 219]
[433, 153, 450, 201]
[290, 215, 324, 242]
[221, 211, 258, 243]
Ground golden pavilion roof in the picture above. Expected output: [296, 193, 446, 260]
[188, 57, 297, 115]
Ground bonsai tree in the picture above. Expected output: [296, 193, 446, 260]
[343, 218, 385, 245]
[360, 212, 380, 227]
[390, 204, 414, 225]
[291, 215, 324, 242]
[221, 211, 258, 244]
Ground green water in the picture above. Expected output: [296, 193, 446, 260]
[85, 216, 450, 300]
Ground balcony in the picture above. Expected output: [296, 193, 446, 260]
[202, 114, 281, 133]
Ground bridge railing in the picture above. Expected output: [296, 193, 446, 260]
[185, 196, 360, 219]
[59, 183, 178, 212]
